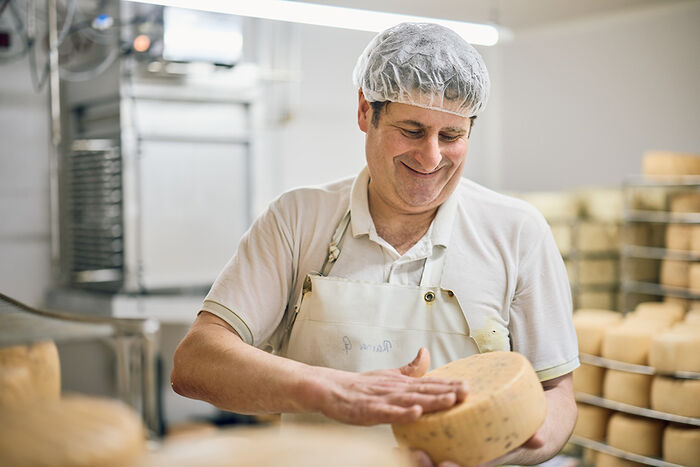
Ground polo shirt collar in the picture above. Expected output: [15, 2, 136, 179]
[349, 167, 458, 249]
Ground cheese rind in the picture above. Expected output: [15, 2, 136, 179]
[0, 395, 146, 467]
[391, 352, 546, 467]
[665, 224, 692, 250]
[669, 191, 700, 213]
[573, 309, 622, 355]
[0, 341, 60, 406]
[607, 413, 664, 458]
[650, 376, 700, 418]
[642, 151, 700, 177]
[573, 403, 610, 441]
[649, 328, 700, 373]
[663, 424, 700, 467]
[595, 452, 645, 467]
[601, 320, 671, 365]
[573, 363, 605, 396]
[659, 259, 690, 289]
[602, 369, 653, 408]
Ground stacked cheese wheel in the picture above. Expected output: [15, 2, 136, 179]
[571, 306, 700, 466]
[0, 340, 148, 466]
[391, 351, 546, 467]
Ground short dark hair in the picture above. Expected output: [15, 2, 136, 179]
[369, 100, 476, 137]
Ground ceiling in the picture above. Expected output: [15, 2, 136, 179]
[295, 0, 694, 32]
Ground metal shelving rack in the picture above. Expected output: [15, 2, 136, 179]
[620, 176, 700, 312]
[570, 352, 700, 466]
[0, 292, 162, 436]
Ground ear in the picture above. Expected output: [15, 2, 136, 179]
[357, 89, 371, 133]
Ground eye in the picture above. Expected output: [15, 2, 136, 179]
[439, 133, 461, 142]
[400, 128, 423, 138]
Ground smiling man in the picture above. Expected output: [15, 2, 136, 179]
[171, 22, 579, 467]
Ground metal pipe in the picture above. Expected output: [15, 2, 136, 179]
[48, 0, 62, 282]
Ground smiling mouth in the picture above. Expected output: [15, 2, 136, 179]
[401, 162, 440, 176]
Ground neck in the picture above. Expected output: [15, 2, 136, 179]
[368, 190, 437, 255]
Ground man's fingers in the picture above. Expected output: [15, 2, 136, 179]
[385, 391, 458, 412]
[410, 449, 435, 467]
[399, 347, 431, 377]
[522, 432, 545, 449]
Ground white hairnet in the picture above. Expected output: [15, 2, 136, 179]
[352, 22, 490, 118]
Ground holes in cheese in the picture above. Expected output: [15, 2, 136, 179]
[0, 395, 146, 467]
[607, 412, 664, 458]
[663, 424, 700, 467]
[651, 376, 700, 418]
[391, 351, 546, 467]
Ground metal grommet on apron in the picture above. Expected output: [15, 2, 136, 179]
[280, 210, 480, 429]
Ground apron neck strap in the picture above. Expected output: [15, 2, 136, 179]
[419, 245, 447, 287]
[320, 210, 351, 276]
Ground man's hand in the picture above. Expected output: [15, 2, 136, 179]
[311, 348, 468, 426]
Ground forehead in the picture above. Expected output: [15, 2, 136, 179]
[383, 102, 470, 131]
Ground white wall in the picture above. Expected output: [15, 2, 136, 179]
[0, 60, 52, 306]
[497, 1, 700, 191]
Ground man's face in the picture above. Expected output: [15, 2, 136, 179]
[358, 93, 471, 216]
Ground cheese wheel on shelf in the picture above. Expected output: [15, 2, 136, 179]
[665, 224, 693, 250]
[602, 369, 653, 408]
[649, 326, 700, 373]
[0, 395, 146, 467]
[650, 376, 700, 418]
[601, 320, 672, 365]
[573, 309, 623, 355]
[659, 259, 690, 289]
[669, 191, 700, 213]
[576, 222, 620, 253]
[642, 151, 700, 177]
[607, 413, 664, 458]
[632, 301, 685, 324]
[573, 363, 605, 396]
[689, 263, 700, 294]
[691, 225, 700, 253]
[685, 308, 700, 324]
[595, 452, 645, 467]
[577, 291, 619, 311]
[579, 188, 624, 222]
[0, 341, 61, 406]
[515, 191, 581, 222]
[573, 403, 611, 441]
[663, 424, 700, 467]
[577, 259, 618, 286]
[391, 352, 546, 467]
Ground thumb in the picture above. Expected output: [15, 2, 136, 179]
[399, 347, 431, 377]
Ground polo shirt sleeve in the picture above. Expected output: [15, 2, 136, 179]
[508, 222, 580, 382]
[200, 196, 296, 348]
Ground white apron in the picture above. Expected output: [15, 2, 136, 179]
[279, 211, 484, 429]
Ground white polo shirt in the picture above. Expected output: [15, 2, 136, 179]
[202, 168, 579, 381]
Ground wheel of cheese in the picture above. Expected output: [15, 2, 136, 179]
[691, 225, 700, 253]
[685, 308, 700, 324]
[601, 320, 672, 365]
[573, 309, 623, 355]
[0, 395, 146, 467]
[516, 191, 581, 221]
[602, 369, 652, 408]
[576, 222, 620, 253]
[0, 341, 60, 406]
[650, 325, 700, 373]
[579, 188, 624, 222]
[660, 259, 690, 289]
[391, 351, 546, 467]
[633, 302, 685, 324]
[577, 259, 618, 286]
[665, 224, 693, 250]
[621, 256, 659, 282]
[670, 191, 700, 213]
[663, 424, 700, 467]
[689, 263, 700, 294]
[573, 403, 611, 441]
[595, 452, 645, 467]
[607, 413, 664, 458]
[576, 291, 619, 311]
[573, 363, 605, 396]
[650, 376, 700, 417]
[642, 151, 700, 177]
[145, 425, 411, 467]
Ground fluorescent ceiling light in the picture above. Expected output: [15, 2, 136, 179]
[127, 0, 500, 46]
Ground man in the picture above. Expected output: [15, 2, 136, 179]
[172, 22, 579, 466]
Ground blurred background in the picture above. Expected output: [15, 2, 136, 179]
[1, 0, 699, 464]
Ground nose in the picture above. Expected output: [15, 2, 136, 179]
[414, 134, 442, 173]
